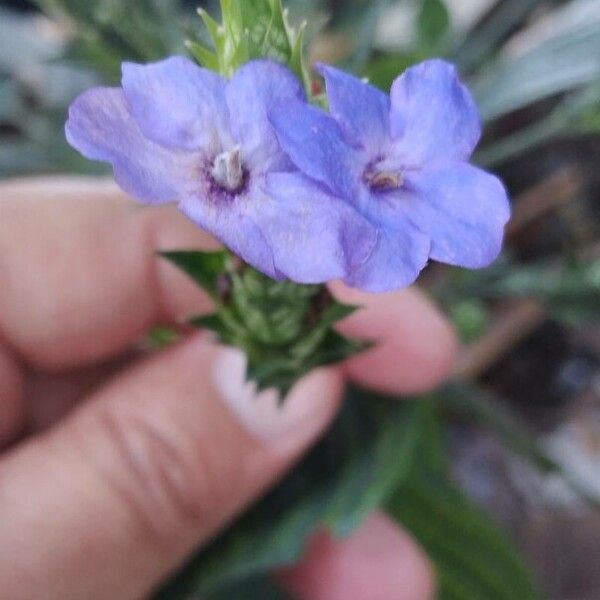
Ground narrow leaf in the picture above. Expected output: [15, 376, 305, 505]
[417, 0, 450, 50]
[185, 40, 219, 71]
[159, 250, 229, 298]
[387, 400, 539, 600]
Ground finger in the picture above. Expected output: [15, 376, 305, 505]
[278, 511, 435, 600]
[24, 352, 136, 434]
[0, 176, 217, 372]
[0, 335, 343, 600]
[0, 343, 24, 446]
[330, 281, 457, 394]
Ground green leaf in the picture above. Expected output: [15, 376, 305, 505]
[473, 11, 600, 121]
[362, 52, 420, 91]
[33, 0, 187, 79]
[241, 0, 293, 63]
[303, 330, 372, 367]
[476, 82, 600, 166]
[288, 20, 311, 92]
[185, 40, 219, 71]
[156, 388, 423, 598]
[464, 259, 600, 326]
[188, 313, 223, 334]
[417, 0, 450, 51]
[387, 400, 539, 600]
[144, 326, 180, 349]
[450, 0, 544, 73]
[190, 0, 309, 86]
[439, 382, 600, 510]
[159, 250, 230, 299]
[206, 575, 293, 600]
[389, 476, 539, 600]
[169, 259, 367, 397]
[449, 299, 490, 343]
[342, 0, 390, 72]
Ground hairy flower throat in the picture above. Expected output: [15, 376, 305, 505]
[364, 159, 404, 191]
[366, 170, 403, 190]
[211, 146, 244, 191]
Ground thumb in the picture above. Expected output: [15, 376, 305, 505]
[0, 335, 342, 600]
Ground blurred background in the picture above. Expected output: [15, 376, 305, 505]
[0, 1, 599, 598]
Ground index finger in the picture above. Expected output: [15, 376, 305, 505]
[0, 176, 216, 371]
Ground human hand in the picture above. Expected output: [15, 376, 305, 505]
[0, 177, 456, 600]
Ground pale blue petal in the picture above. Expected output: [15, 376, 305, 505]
[262, 173, 377, 283]
[269, 99, 364, 198]
[403, 163, 510, 268]
[122, 56, 230, 152]
[344, 219, 430, 293]
[390, 59, 480, 165]
[227, 60, 305, 173]
[178, 192, 280, 280]
[316, 63, 390, 154]
[66, 87, 193, 204]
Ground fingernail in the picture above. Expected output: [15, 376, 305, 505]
[212, 347, 342, 446]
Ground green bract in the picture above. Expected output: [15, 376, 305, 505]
[160, 251, 369, 397]
[187, 0, 310, 90]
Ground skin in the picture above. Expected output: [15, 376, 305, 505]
[0, 177, 457, 600]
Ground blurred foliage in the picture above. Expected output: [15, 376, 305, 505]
[442, 257, 600, 328]
[416, 0, 450, 52]
[0, 7, 102, 175]
[449, 298, 491, 343]
[387, 400, 539, 600]
[472, 10, 600, 122]
[34, 0, 188, 80]
[206, 577, 292, 599]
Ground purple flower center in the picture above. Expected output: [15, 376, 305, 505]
[205, 146, 249, 199]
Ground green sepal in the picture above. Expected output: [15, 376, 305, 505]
[185, 40, 220, 71]
[144, 325, 181, 349]
[288, 20, 311, 93]
[159, 250, 230, 300]
[188, 0, 311, 90]
[417, 0, 451, 52]
[161, 251, 368, 399]
[188, 313, 223, 334]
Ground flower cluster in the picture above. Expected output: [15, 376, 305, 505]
[66, 57, 510, 292]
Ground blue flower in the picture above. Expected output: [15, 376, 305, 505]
[66, 57, 376, 283]
[270, 59, 511, 292]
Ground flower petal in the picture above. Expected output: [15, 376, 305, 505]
[345, 219, 430, 293]
[270, 100, 363, 198]
[66, 87, 192, 204]
[262, 173, 377, 283]
[178, 193, 280, 280]
[390, 59, 480, 165]
[121, 56, 229, 152]
[403, 163, 510, 268]
[316, 63, 390, 154]
[227, 60, 305, 173]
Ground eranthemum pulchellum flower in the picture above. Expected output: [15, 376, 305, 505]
[270, 59, 511, 292]
[66, 57, 375, 283]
